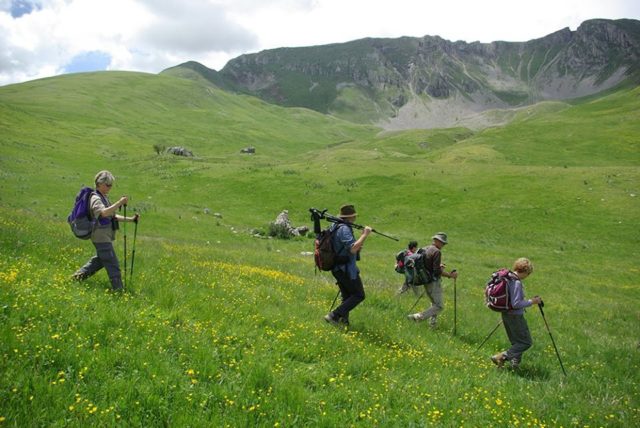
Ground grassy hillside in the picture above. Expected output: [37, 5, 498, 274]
[0, 72, 639, 426]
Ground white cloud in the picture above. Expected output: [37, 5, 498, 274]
[135, 0, 257, 53]
[0, 0, 638, 86]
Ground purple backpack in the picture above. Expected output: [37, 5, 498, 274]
[485, 268, 518, 312]
[67, 186, 95, 239]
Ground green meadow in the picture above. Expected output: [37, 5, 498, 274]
[0, 71, 639, 427]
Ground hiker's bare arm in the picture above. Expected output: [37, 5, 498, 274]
[100, 196, 129, 218]
[115, 213, 139, 223]
[443, 270, 458, 279]
[350, 226, 372, 254]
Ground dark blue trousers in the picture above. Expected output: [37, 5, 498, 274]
[331, 269, 365, 321]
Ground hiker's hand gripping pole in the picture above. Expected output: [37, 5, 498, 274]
[309, 208, 399, 241]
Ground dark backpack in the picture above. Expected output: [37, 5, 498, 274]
[485, 269, 518, 312]
[67, 186, 96, 239]
[394, 250, 408, 273]
[404, 249, 432, 285]
[314, 224, 349, 271]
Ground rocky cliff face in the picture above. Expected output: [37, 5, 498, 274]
[172, 19, 640, 130]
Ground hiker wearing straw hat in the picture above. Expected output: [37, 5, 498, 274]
[407, 232, 458, 328]
[324, 204, 372, 327]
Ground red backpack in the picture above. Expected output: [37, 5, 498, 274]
[314, 224, 348, 271]
[485, 269, 518, 312]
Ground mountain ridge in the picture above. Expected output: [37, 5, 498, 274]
[163, 18, 640, 130]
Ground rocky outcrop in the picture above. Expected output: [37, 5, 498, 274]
[166, 19, 640, 129]
[166, 146, 193, 157]
[269, 210, 309, 238]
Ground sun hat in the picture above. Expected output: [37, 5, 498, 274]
[338, 204, 357, 218]
[432, 232, 448, 244]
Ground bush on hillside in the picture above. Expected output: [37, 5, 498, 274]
[153, 144, 166, 155]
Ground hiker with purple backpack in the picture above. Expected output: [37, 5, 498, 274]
[72, 170, 139, 291]
[490, 257, 542, 369]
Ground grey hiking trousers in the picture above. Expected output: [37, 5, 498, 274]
[75, 242, 123, 290]
[501, 312, 533, 364]
[417, 278, 444, 324]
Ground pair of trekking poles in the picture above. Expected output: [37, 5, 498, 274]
[407, 278, 566, 376]
[477, 300, 567, 376]
[121, 204, 140, 289]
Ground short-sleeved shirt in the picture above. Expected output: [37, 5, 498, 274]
[331, 223, 359, 280]
[90, 193, 116, 243]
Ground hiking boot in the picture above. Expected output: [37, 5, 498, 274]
[324, 313, 340, 326]
[429, 317, 437, 328]
[71, 272, 88, 281]
[407, 313, 422, 322]
[338, 316, 350, 326]
[491, 352, 507, 368]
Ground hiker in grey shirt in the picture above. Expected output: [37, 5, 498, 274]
[491, 257, 542, 369]
[72, 170, 138, 291]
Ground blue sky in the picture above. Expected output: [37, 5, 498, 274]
[10, 0, 39, 18]
[64, 51, 111, 74]
[1, 0, 639, 86]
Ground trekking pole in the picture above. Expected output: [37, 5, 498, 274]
[538, 301, 568, 376]
[408, 286, 425, 312]
[329, 290, 340, 312]
[477, 319, 503, 350]
[123, 204, 127, 290]
[452, 270, 457, 336]
[129, 214, 139, 287]
[453, 277, 457, 336]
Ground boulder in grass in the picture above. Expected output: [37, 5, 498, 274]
[167, 146, 194, 157]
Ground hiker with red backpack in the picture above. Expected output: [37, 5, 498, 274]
[323, 204, 372, 327]
[72, 170, 139, 291]
[490, 257, 542, 369]
[406, 233, 458, 328]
